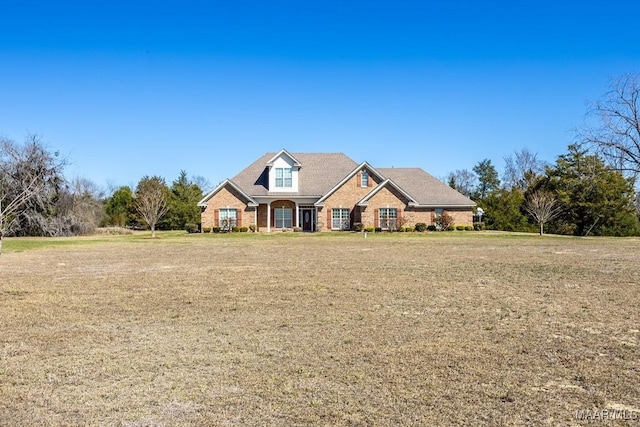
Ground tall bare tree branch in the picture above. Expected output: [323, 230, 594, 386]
[135, 176, 169, 238]
[524, 190, 562, 235]
[581, 73, 640, 177]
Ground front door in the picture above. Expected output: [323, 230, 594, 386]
[301, 208, 314, 232]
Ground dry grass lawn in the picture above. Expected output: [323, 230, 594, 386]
[1, 232, 639, 426]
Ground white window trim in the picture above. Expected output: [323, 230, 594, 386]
[361, 171, 369, 187]
[332, 208, 350, 230]
[219, 208, 237, 230]
[274, 207, 293, 228]
[275, 167, 293, 188]
[379, 207, 397, 230]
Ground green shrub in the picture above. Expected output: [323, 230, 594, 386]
[375, 227, 382, 233]
[202, 227, 212, 233]
[446, 226, 455, 231]
[402, 226, 413, 232]
[456, 225, 465, 231]
[427, 225, 436, 232]
[249, 224, 257, 232]
[364, 226, 375, 233]
[212, 227, 221, 233]
[473, 222, 484, 231]
[465, 225, 473, 231]
[231, 226, 239, 232]
[185, 223, 199, 234]
[353, 223, 363, 232]
[239, 226, 249, 232]
[414, 222, 427, 232]
[293, 227, 302, 232]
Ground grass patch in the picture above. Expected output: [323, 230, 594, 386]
[1, 233, 639, 425]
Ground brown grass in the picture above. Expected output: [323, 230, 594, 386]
[1, 232, 639, 426]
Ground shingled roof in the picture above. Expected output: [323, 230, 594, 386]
[200, 151, 475, 207]
[231, 152, 359, 197]
[377, 167, 475, 207]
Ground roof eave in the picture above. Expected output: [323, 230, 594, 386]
[411, 203, 477, 208]
[198, 179, 259, 207]
[266, 149, 303, 167]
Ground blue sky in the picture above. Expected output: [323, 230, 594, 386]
[2, 1, 640, 192]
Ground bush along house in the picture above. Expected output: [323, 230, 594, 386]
[198, 149, 475, 232]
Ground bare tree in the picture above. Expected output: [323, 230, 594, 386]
[435, 212, 455, 231]
[0, 174, 42, 255]
[446, 169, 476, 198]
[524, 190, 562, 235]
[192, 175, 213, 195]
[54, 177, 105, 235]
[134, 176, 169, 238]
[0, 134, 67, 254]
[1, 134, 67, 236]
[503, 148, 546, 191]
[581, 73, 640, 176]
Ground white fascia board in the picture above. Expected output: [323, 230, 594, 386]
[256, 196, 321, 204]
[410, 203, 477, 208]
[197, 180, 229, 206]
[316, 161, 385, 205]
[266, 149, 302, 167]
[356, 178, 418, 207]
[197, 179, 258, 207]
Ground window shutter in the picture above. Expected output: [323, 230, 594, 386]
[327, 209, 332, 229]
[237, 208, 242, 227]
[271, 209, 275, 227]
[368, 175, 372, 187]
[374, 208, 379, 228]
[214, 209, 219, 227]
[356, 172, 361, 188]
[398, 209, 402, 223]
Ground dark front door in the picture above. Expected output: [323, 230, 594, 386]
[301, 208, 314, 232]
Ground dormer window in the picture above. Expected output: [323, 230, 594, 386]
[275, 167, 293, 188]
[267, 150, 300, 192]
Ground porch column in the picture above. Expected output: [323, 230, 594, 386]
[266, 201, 271, 233]
[295, 201, 300, 228]
[314, 207, 319, 232]
[254, 206, 258, 230]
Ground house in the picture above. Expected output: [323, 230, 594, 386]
[198, 149, 475, 232]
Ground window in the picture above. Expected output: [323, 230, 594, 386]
[332, 208, 350, 230]
[434, 208, 445, 230]
[361, 171, 369, 187]
[379, 208, 397, 230]
[274, 208, 292, 228]
[275, 168, 293, 188]
[219, 208, 237, 230]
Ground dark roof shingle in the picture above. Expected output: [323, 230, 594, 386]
[377, 167, 475, 206]
[232, 152, 358, 197]
[226, 151, 474, 207]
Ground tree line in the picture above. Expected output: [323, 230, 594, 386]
[2, 73, 640, 249]
[447, 73, 640, 236]
[1, 134, 207, 253]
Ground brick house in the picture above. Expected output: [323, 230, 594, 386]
[198, 149, 475, 232]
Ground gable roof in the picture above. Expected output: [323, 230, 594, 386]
[200, 151, 475, 207]
[266, 149, 302, 167]
[197, 179, 258, 207]
[231, 152, 358, 197]
[377, 167, 475, 207]
[315, 161, 385, 206]
[356, 178, 419, 207]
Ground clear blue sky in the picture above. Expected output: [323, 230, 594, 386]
[2, 1, 640, 192]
